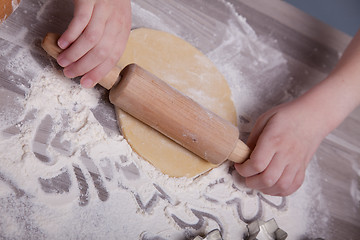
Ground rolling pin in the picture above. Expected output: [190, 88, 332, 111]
[0, 0, 20, 24]
[41, 33, 251, 165]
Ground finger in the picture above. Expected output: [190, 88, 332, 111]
[260, 163, 297, 195]
[235, 132, 277, 177]
[79, 24, 127, 88]
[79, 51, 120, 88]
[58, 0, 95, 49]
[246, 111, 276, 149]
[279, 167, 305, 196]
[63, 11, 122, 79]
[244, 153, 286, 190]
[57, 1, 108, 67]
[74, 13, 129, 88]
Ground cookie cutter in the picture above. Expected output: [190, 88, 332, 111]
[193, 229, 223, 240]
[246, 218, 287, 240]
[192, 218, 287, 240]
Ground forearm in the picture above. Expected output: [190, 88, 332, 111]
[296, 28, 360, 135]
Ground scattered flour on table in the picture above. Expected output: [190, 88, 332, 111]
[11, 0, 20, 11]
[326, 133, 360, 206]
[0, 0, 330, 239]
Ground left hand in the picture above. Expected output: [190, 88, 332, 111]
[235, 99, 326, 196]
[235, 28, 360, 196]
[56, 0, 132, 88]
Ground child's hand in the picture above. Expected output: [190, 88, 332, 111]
[235, 100, 326, 196]
[56, 0, 131, 88]
[236, 28, 360, 196]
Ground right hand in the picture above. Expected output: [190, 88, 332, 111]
[56, 0, 132, 88]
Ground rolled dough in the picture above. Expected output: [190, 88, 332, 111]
[115, 28, 237, 178]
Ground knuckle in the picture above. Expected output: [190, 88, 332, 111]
[84, 29, 101, 45]
[268, 134, 283, 146]
[280, 173, 305, 196]
[260, 174, 276, 188]
[64, 66, 78, 78]
[252, 160, 267, 173]
[276, 179, 290, 192]
[96, 47, 109, 59]
[109, 53, 120, 65]
[76, 12, 90, 26]
[66, 53, 78, 63]
[294, 173, 305, 189]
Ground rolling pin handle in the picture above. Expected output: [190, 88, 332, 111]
[41, 32, 62, 59]
[228, 139, 251, 164]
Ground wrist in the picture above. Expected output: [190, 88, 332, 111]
[297, 75, 358, 137]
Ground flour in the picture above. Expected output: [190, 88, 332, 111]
[0, 0, 330, 239]
[325, 133, 360, 206]
[0, 68, 316, 239]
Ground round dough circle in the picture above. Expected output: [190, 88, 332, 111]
[116, 28, 237, 178]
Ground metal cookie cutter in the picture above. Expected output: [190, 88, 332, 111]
[193, 229, 223, 240]
[246, 218, 287, 240]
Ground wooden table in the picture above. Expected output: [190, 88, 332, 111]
[0, 0, 358, 239]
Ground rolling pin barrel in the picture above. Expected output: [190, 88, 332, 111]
[109, 64, 250, 165]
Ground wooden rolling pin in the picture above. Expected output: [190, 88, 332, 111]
[0, 0, 20, 24]
[41, 33, 251, 165]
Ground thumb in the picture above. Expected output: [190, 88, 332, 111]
[247, 110, 277, 150]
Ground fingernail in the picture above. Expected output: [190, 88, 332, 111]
[63, 68, 74, 78]
[58, 39, 69, 49]
[57, 56, 70, 67]
[81, 78, 94, 88]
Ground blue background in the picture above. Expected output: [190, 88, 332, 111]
[285, 0, 360, 36]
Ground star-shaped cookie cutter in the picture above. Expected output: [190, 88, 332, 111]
[246, 218, 288, 240]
